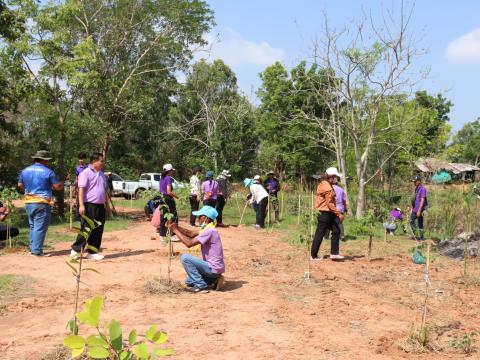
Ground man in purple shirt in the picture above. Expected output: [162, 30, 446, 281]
[70, 153, 111, 260]
[75, 152, 88, 178]
[263, 171, 281, 223]
[201, 170, 219, 207]
[410, 175, 428, 240]
[169, 206, 225, 293]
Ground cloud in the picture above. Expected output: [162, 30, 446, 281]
[446, 28, 480, 64]
[198, 28, 285, 68]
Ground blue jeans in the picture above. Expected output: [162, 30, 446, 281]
[25, 203, 51, 254]
[410, 212, 424, 239]
[180, 253, 220, 289]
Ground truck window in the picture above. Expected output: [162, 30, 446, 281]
[140, 174, 150, 181]
[153, 175, 161, 182]
[112, 174, 122, 181]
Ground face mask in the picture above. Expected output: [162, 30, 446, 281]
[200, 222, 207, 229]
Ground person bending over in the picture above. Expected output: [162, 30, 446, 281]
[168, 206, 225, 293]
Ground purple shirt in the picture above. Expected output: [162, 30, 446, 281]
[413, 185, 428, 212]
[197, 227, 225, 274]
[201, 180, 219, 200]
[160, 176, 173, 195]
[264, 178, 280, 194]
[390, 209, 403, 220]
[333, 184, 346, 213]
[75, 164, 88, 177]
[78, 165, 106, 204]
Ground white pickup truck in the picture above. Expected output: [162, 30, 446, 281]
[122, 173, 186, 199]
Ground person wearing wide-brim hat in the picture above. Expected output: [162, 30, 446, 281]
[310, 167, 345, 261]
[215, 169, 231, 227]
[158, 163, 179, 241]
[189, 166, 202, 226]
[244, 177, 269, 229]
[410, 175, 428, 240]
[264, 171, 281, 223]
[168, 205, 225, 293]
[202, 170, 219, 208]
[17, 150, 63, 256]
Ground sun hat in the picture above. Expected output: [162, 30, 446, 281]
[325, 167, 342, 178]
[253, 175, 261, 180]
[163, 163, 175, 171]
[266, 170, 275, 175]
[243, 178, 253, 187]
[206, 170, 214, 178]
[192, 205, 218, 220]
[32, 150, 52, 161]
[221, 169, 231, 177]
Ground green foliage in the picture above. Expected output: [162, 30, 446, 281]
[447, 118, 480, 165]
[64, 295, 174, 359]
[449, 332, 477, 354]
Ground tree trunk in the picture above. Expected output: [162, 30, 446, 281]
[57, 116, 66, 218]
[356, 176, 366, 219]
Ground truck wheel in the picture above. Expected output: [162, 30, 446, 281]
[135, 188, 145, 200]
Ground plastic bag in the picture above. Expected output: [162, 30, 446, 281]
[412, 249, 426, 264]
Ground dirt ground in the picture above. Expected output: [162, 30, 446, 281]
[1, 209, 480, 360]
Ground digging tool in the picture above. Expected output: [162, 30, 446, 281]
[238, 200, 249, 226]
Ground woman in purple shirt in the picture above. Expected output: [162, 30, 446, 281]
[159, 163, 179, 239]
[201, 170, 219, 208]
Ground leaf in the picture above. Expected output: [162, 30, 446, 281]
[128, 329, 137, 345]
[94, 219, 102, 226]
[80, 214, 95, 229]
[63, 335, 85, 349]
[145, 325, 157, 341]
[83, 268, 100, 274]
[134, 342, 149, 359]
[79, 231, 89, 240]
[109, 319, 123, 351]
[66, 319, 78, 335]
[86, 335, 109, 348]
[65, 261, 78, 274]
[153, 348, 175, 356]
[76, 295, 103, 327]
[88, 346, 110, 359]
[86, 245, 98, 253]
[71, 346, 85, 358]
[120, 351, 133, 360]
[152, 332, 168, 345]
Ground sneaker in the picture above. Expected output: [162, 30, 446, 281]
[310, 256, 322, 261]
[186, 286, 209, 293]
[86, 253, 104, 260]
[254, 224, 261, 230]
[30, 252, 51, 257]
[215, 275, 225, 291]
[330, 254, 345, 261]
[170, 235, 181, 242]
[70, 249, 80, 260]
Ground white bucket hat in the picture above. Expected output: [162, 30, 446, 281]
[254, 175, 261, 180]
[163, 163, 175, 171]
[325, 167, 342, 178]
[221, 169, 231, 177]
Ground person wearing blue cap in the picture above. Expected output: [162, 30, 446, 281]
[168, 205, 225, 293]
[244, 177, 269, 229]
[201, 170, 219, 207]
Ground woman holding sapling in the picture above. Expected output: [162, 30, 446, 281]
[159, 163, 179, 241]
[310, 167, 345, 261]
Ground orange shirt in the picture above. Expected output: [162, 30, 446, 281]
[314, 180, 341, 217]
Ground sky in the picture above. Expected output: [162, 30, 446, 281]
[200, 0, 480, 132]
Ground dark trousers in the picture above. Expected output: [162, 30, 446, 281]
[0, 225, 19, 241]
[189, 195, 200, 226]
[311, 211, 340, 257]
[256, 197, 268, 228]
[216, 196, 226, 224]
[410, 212, 424, 239]
[160, 195, 178, 236]
[203, 199, 217, 208]
[72, 203, 105, 253]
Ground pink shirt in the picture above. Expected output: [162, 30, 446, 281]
[78, 165, 106, 204]
[197, 227, 225, 274]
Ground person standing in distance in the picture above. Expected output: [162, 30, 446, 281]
[189, 167, 202, 226]
[410, 175, 428, 240]
[70, 152, 111, 260]
[18, 150, 63, 256]
[216, 169, 231, 227]
[202, 170, 219, 207]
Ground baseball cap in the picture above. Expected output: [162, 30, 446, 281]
[192, 205, 218, 220]
[163, 163, 175, 171]
[325, 167, 341, 178]
[206, 170, 214, 178]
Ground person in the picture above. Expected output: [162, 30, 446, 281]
[216, 169, 231, 227]
[244, 178, 269, 229]
[75, 152, 88, 180]
[383, 208, 404, 235]
[17, 150, 63, 256]
[310, 167, 345, 261]
[333, 179, 347, 241]
[263, 171, 281, 223]
[189, 167, 202, 226]
[168, 205, 225, 293]
[0, 200, 19, 241]
[253, 175, 262, 184]
[202, 170, 219, 207]
[158, 163, 179, 241]
[70, 152, 111, 260]
[410, 175, 428, 240]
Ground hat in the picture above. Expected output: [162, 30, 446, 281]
[325, 167, 342, 178]
[267, 171, 275, 175]
[221, 169, 231, 177]
[206, 170, 214, 178]
[254, 175, 261, 180]
[163, 163, 175, 171]
[243, 178, 253, 187]
[32, 150, 52, 161]
[411, 175, 422, 182]
[192, 205, 218, 220]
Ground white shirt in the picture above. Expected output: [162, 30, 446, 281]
[190, 175, 201, 196]
[249, 183, 269, 204]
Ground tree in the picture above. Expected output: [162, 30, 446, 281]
[448, 119, 480, 166]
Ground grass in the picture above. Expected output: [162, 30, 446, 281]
[0, 274, 32, 304]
